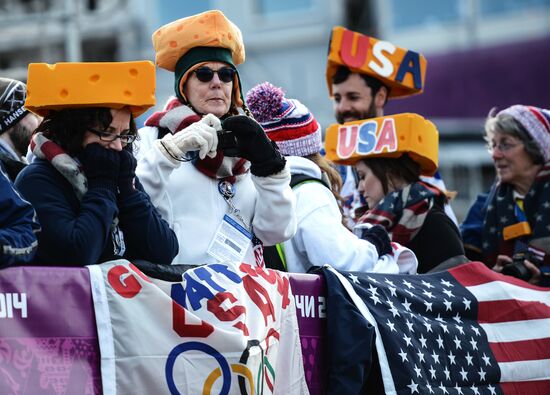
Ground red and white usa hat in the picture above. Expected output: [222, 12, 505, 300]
[246, 82, 322, 157]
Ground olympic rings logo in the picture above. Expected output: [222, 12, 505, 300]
[165, 340, 276, 395]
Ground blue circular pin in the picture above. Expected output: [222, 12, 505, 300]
[218, 180, 235, 199]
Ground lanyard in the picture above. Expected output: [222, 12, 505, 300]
[217, 180, 252, 232]
[216, 180, 264, 266]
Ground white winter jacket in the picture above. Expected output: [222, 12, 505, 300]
[135, 125, 297, 265]
[283, 156, 407, 274]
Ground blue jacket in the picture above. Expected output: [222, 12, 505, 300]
[15, 158, 178, 266]
[0, 166, 39, 267]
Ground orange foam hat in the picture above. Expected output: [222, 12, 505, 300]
[324, 113, 439, 176]
[152, 9, 245, 72]
[326, 27, 427, 99]
[25, 61, 156, 117]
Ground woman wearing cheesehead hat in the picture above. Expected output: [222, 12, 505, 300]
[245, 82, 418, 275]
[15, 61, 178, 266]
[136, 10, 296, 266]
[348, 115, 466, 273]
[481, 105, 550, 285]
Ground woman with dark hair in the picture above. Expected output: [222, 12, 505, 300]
[322, 113, 468, 274]
[480, 105, 550, 285]
[15, 62, 178, 266]
[355, 153, 465, 273]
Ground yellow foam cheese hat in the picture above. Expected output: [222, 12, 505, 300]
[326, 26, 427, 98]
[152, 9, 245, 72]
[25, 61, 156, 117]
[325, 113, 439, 176]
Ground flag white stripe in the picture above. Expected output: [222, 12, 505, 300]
[481, 318, 550, 342]
[467, 281, 550, 306]
[499, 358, 550, 382]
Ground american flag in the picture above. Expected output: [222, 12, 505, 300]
[321, 262, 550, 394]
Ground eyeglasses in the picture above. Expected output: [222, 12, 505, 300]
[486, 140, 522, 154]
[193, 67, 235, 83]
[89, 128, 137, 144]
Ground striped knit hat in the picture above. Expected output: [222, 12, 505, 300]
[246, 82, 322, 157]
[498, 105, 550, 162]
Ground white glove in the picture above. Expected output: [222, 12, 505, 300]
[156, 113, 221, 161]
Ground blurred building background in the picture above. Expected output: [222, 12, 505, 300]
[1, 0, 549, 220]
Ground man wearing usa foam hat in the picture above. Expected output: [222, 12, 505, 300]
[326, 27, 458, 226]
[136, 10, 296, 266]
[326, 26, 427, 123]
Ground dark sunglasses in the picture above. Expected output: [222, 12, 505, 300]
[193, 67, 235, 83]
[89, 128, 136, 144]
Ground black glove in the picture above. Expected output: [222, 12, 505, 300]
[78, 143, 120, 192]
[118, 149, 137, 196]
[361, 225, 392, 257]
[222, 115, 286, 177]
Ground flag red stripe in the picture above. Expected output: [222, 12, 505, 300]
[500, 379, 550, 394]
[450, 262, 545, 290]
[478, 299, 550, 323]
[490, 337, 550, 362]
[450, 262, 501, 286]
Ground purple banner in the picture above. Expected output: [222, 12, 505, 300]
[0, 266, 101, 395]
[290, 273, 327, 395]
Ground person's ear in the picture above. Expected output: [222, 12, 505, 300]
[386, 173, 400, 193]
[374, 86, 389, 110]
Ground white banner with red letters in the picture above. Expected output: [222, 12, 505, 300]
[88, 260, 309, 395]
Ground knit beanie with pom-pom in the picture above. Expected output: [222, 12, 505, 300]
[246, 82, 322, 157]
